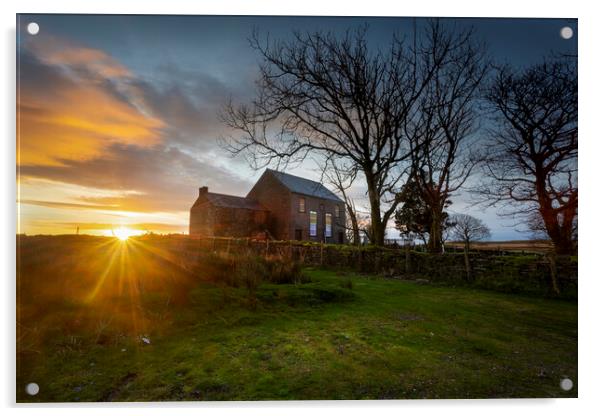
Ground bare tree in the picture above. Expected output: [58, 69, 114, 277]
[479, 58, 577, 255]
[449, 214, 491, 280]
[406, 27, 489, 253]
[222, 21, 478, 246]
[324, 160, 361, 245]
[449, 214, 491, 251]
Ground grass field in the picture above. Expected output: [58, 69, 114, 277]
[17, 236, 577, 401]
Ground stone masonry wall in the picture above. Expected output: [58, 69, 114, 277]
[156, 236, 577, 299]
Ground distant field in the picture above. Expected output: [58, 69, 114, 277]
[17, 235, 577, 401]
[445, 240, 554, 253]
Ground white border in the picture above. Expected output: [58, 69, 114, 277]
[3, 1, 600, 415]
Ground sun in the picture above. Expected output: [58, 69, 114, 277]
[112, 227, 140, 241]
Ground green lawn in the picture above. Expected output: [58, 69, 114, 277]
[18, 259, 577, 401]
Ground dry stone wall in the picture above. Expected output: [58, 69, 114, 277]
[154, 236, 577, 299]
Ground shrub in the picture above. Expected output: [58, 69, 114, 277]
[196, 251, 307, 308]
[263, 255, 307, 284]
[196, 251, 237, 286]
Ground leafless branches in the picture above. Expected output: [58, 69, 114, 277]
[477, 58, 577, 254]
[405, 24, 489, 252]
[324, 159, 361, 244]
[449, 214, 491, 251]
[222, 20, 485, 245]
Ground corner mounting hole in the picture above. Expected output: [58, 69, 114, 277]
[25, 382, 39, 395]
[560, 378, 573, 391]
[27, 22, 40, 35]
[560, 26, 573, 40]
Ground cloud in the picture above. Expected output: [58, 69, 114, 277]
[20, 143, 253, 213]
[17, 32, 264, 234]
[18, 45, 164, 167]
[23, 34, 132, 80]
[18, 199, 120, 211]
[56, 222, 187, 233]
[121, 69, 244, 153]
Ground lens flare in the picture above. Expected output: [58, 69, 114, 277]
[113, 227, 140, 241]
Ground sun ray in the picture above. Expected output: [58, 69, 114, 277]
[127, 238, 194, 277]
[85, 239, 122, 302]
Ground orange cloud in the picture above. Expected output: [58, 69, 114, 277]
[17, 37, 164, 166]
[16, 33, 250, 235]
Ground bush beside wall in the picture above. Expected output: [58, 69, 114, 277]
[156, 236, 577, 300]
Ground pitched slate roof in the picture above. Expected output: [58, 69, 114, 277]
[266, 169, 343, 203]
[193, 192, 266, 211]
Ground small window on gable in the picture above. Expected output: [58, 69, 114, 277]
[299, 197, 306, 213]
[335, 205, 340, 218]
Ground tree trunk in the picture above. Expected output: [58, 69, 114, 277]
[366, 174, 386, 246]
[427, 210, 443, 253]
[552, 235, 575, 255]
[536, 179, 576, 256]
[551, 213, 576, 255]
[347, 205, 361, 245]
[542, 213, 575, 255]
[371, 218, 385, 246]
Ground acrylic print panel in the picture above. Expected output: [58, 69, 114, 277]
[16, 14, 578, 402]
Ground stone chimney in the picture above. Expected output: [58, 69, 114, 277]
[199, 186, 208, 196]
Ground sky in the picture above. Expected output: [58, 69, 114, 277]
[16, 14, 577, 240]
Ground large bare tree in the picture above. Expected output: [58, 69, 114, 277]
[479, 58, 577, 255]
[406, 29, 488, 253]
[222, 21, 478, 246]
